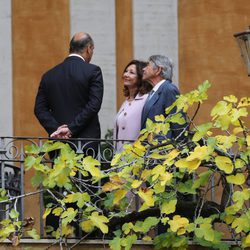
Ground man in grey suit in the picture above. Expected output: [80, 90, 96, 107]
[141, 55, 186, 139]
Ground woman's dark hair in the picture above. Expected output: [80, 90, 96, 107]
[123, 60, 152, 97]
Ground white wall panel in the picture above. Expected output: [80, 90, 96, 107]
[70, 0, 116, 137]
[0, 0, 12, 136]
[133, 0, 179, 84]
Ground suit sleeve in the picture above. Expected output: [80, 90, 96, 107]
[68, 66, 104, 135]
[34, 77, 60, 135]
[164, 86, 187, 139]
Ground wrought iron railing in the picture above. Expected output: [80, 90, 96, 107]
[0, 136, 217, 241]
[0, 136, 128, 238]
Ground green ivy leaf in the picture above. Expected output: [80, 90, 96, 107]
[25, 144, 40, 154]
[27, 228, 40, 240]
[122, 222, 134, 235]
[121, 234, 137, 250]
[9, 209, 19, 219]
[109, 236, 122, 250]
[192, 122, 213, 142]
[61, 207, 78, 226]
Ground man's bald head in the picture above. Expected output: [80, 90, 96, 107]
[69, 32, 94, 54]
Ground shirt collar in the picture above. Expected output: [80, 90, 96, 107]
[68, 53, 85, 61]
[152, 79, 166, 92]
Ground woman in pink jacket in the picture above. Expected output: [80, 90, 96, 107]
[115, 60, 152, 151]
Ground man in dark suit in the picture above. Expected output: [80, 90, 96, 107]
[34, 32, 104, 235]
[34, 32, 103, 144]
[141, 55, 186, 139]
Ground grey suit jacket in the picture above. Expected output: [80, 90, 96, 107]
[141, 80, 186, 139]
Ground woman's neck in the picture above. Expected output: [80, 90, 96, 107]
[128, 88, 137, 100]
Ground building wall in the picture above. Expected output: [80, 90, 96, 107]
[70, 0, 116, 136]
[0, 0, 12, 136]
[12, 0, 70, 137]
[179, 0, 250, 125]
[133, 0, 178, 84]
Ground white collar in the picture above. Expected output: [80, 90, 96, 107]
[152, 79, 166, 92]
[68, 53, 85, 61]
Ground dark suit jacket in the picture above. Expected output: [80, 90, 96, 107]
[34, 56, 104, 139]
[141, 80, 185, 139]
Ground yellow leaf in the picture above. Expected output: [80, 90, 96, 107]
[159, 172, 173, 186]
[233, 127, 243, 135]
[247, 135, 250, 147]
[186, 146, 210, 161]
[237, 97, 250, 108]
[235, 159, 246, 169]
[43, 208, 52, 219]
[141, 169, 152, 181]
[163, 149, 180, 166]
[215, 135, 236, 150]
[214, 114, 231, 130]
[226, 173, 246, 185]
[223, 95, 238, 103]
[211, 101, 231, 117]
[139, 202, 150, 212]
[111, 153, 122, 166]
[242, 234, 250, 248]
[161, 199, 177, 214]
[152, 165, 165, 181]
[102, 175, 126, 192]
[82, 156, 102, 179]
[80, 220, 94, 233]
[168, 215, 189, 235]
[52, 207, 63, 216]
[131, 180, 142, 189]
[133, 140, 146, 152]
[142, 236, 152, 241]
[111, 175, 126, 184]
[138, 188, 155, 207]
[175, 158, 201, 173]
[89, 212, 109, 234]
[150, 152, 168, 159]
[102, 182, 122, 192]
[153, 182, 165, 194]
[215, 156, 233, 174]
[113, 189, 127, 205]
[230, 108, 248, 122]
[224, 215, 234, 224]
[161, 217, 170, 225]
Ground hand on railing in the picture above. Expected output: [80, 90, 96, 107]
[50, 124, 72, 139]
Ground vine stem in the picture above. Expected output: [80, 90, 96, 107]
[0, 189, 45, 204]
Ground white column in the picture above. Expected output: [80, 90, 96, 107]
[0, 0, 12, 136]
[133, 0, 179, 84]
[70, 0, 116, 138]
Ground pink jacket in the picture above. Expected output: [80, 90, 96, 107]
[114, 93, 148, 151]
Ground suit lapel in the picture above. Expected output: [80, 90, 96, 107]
[141, 83, 165, 126]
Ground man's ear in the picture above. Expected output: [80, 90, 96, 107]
[87, 45, 93, 54]
[155, 66, 162, 76]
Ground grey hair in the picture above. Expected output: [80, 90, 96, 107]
[149, 55, 173, 81]
[69, 33, 94, 53]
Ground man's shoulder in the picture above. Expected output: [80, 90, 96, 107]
[41, 61, 64, 78]
[161, 80, 180, 93]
